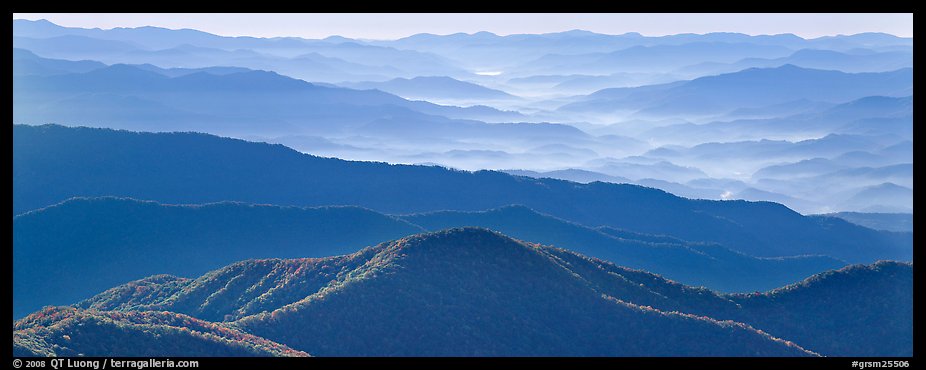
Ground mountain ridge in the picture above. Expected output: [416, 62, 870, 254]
[398, 204, 846, 292]
[12, 196, 425, 318]
[72, 228, 817, 356]
[561, 65, 912, 118]
[342, 76, 517, 100]
[40, 228, 911, 356]
[14, 124, 910, 265]
[14, 307, 309, 357]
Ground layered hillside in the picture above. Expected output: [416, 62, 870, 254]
[400, 205, 845, 292]
[13, 124, 911, 264]
[727, 261, 913, 356]
[65, 228, 911, 356]
[12, 197, 423, 319]
[13, 307, 308, 357]
[65, 228, 817, 356]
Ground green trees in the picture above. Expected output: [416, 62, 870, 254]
[13, 307, 308, 357]
[15, 229, 911, 357]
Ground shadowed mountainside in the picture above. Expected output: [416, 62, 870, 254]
[724, 261, 913, 356]
[13, 125, 911, 265]
[818, 212, 913, 232]
[73, 228, 816, 356]
[63, 228, 912, 356]
[13, 197, 423, 319]
[399, 205, 845, 292]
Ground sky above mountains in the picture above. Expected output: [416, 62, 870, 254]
[12, 13, 914, 39]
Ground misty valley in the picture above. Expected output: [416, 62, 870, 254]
[11, 17, 913, 358]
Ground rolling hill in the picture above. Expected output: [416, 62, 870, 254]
[820, 212, 913, 232]
[13, 48, 106, 76]
[343, 76, 517, 100]
[560, 65, 912, 118]
[54, 228, 912, 356]
[502, 168, 633, 184]
[17, 19, 911, 75]
[842, 182, 913, 213]
[519, 42, 794, 75]
[725, 261, 913, 356]
[12, 19, 468, 81]
[14, 307, 308, 357]
[642, 95, 912, 143]
[12, 197, 424, 319]
[399, 205, 845, 293]
[12, 63, 524, 137]
[13, 197, 848, 321]
[73, 228, 817, 356]
[677, 48, 913, 75]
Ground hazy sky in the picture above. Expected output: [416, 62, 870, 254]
[12, 13, 913, 40]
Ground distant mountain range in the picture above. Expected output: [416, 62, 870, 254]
[12, 19, 469, 82]
[506, 72, 682, 95]
[630, 123, 911, 215]
[13, 61, 526, 137]
[503, 168, 632, 184]
[11, 19, 913, 216]
[644, 134, 909, 179]
[16, 228, 910, 356]
[642, 95, 912, 143]
[819, 212, 913, 232]
[15, 19, 910, 73]
[13, 48, 106, 76]
[14, 125, 911, 264]
[560, 65, 912, 119]
[341, 76, 518, 101]
[677, 48, 913, 75]
[842, 182, 913, 213]
[519, 42, 795, 75]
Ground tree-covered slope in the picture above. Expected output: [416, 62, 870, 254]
[13, 124, 910, 264]
[234, 228, 813, 356]
[13, 196, 423, 319]
[13, 307, 308, 357]
[70, 228, 813, 356]
[400, 205, 846, 292]
[68, 228, 911, 356]
[726, 261, 913, 356]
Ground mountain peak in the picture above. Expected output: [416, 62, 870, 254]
[90, 63, 166, 78]
[22, 18, 56, 25]
[408, 75, 455, 82]
[229, 227, 817, 356]
[551, 29, 600, 37]
[777, 63, 804, 70]
[759, 260, 912, 298]
[385, 227, 535, 257]
[51, 224, 907, 356]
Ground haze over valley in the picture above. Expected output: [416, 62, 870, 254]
[13, 18, 913, 214]
[12, 14, 913, 358]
